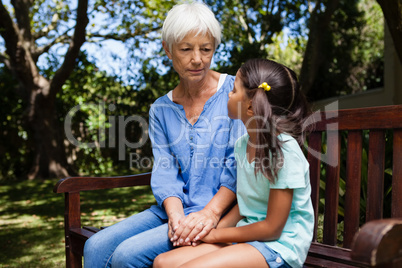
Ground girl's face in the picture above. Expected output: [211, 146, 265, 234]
[163, 31, 215, 83]
[228, 71, 250, 121]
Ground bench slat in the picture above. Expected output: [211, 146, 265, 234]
[307, 131, 322, 242]
[54, 173, 152, 193]
[392, 129, 402, 218]
[306, 243, 366, 268]
[313, 105, 402, 131]
[366, 130, 385, 221]
[323, 131, 340, 246]
[83, 226, 101, 233]
[343, 130, 363, 248]
[304, 256, 366, 268]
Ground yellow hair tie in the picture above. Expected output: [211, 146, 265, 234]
[258, 82, 271, 91]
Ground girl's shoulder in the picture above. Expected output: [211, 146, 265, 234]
[278, 133, 300, 150]
[234, 133, 249, 156]
[235, 133, 249, 148]
[278, 133, 307, 162]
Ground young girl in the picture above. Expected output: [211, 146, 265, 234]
[153, 58, 314, 268]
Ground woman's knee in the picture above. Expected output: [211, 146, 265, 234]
[111, 241, 153, 268]
[83, 233, 102, 256]
[83, 233, 113, 266]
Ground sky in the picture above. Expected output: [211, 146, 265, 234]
[0, 0, 139, 84]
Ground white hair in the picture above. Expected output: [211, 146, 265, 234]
[162, 2, 222, 52]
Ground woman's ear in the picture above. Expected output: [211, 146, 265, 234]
[162, 41, 172, 59]
[247, 100, 254, 116]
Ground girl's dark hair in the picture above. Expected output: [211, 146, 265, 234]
[239, 58, 312, 183]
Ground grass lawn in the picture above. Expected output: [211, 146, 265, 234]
[0, 178, 156, 267]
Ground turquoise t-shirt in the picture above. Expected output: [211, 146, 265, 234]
[235, 133, 314, 268]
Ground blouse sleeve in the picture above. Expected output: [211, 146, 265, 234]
[219, 119, 246, 193]
[149, 105, 184, 206]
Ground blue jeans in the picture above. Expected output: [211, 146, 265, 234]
[83, 209, 173, 268]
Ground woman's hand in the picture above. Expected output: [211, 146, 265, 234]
[169, 187, 236, 247]
[168, 211, 185, 240]
[171, 207, 220, 246]
[163, 197, 185, 241]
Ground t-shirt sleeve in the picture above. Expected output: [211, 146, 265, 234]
[271, 142, 308, 189]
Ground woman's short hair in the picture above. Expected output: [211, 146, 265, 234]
[162, 2, 222, 51]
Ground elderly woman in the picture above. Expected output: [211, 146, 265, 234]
[84, 2, 245, 267]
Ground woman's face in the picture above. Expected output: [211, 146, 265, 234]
[163, 31, 215, 83]
[227, 71, 250, 121]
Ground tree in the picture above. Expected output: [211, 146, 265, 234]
[0, 0, 174, 179]
[300, 0, 385, 100]
[207, 0, 309, 74]
[299, 0, 341, 95]
[0, 0, 396, 179]
[377, 0, 402, 64]
[209, 0, 385, 100]
[0, 0, 88, 179]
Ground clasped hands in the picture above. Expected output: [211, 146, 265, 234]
[168, 208, 219, 247]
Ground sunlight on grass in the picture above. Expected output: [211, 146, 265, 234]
[0, 178, 155, 267]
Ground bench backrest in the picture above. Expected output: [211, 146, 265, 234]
[305, 105, 402, 248]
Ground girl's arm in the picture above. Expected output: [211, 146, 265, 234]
[202, 188, 293, 243]
[215, 204, 244, 229]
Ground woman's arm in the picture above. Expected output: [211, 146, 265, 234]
[149, 106, 184, 206]
[202, 188, 293, 243]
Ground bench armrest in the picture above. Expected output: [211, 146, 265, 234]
[351, 218, 402, 266]
[53, 172, 152, 193]
[54, 172, 153, 267]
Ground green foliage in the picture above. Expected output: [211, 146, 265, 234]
[306, 0, 384, 101]
[205, 0, 384, 101]
[58, 52, 152, 175]
[0, 51, 158, 179]
[0, 0, 387, 179]
[208, 0, 309, 74]
[0, 68, 33, 180]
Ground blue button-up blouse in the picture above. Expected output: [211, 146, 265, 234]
[148, 74, 246, 219]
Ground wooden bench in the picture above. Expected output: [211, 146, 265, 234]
[54, 104, 402, 268]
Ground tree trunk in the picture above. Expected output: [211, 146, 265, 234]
[26, 79, 71, 179]
[376, 0, 402, 65]
[0, 0, 88, 179]
[299, 0, 341, 96]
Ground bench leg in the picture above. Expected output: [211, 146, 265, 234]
[66, 246, 82, 268]
[64, 192, 83, 268]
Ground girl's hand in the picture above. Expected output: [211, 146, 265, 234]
[172, 208, 219, 247]
[200, 228, 216, 244]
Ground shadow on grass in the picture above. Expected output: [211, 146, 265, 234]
[0, 178, 156, 267]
